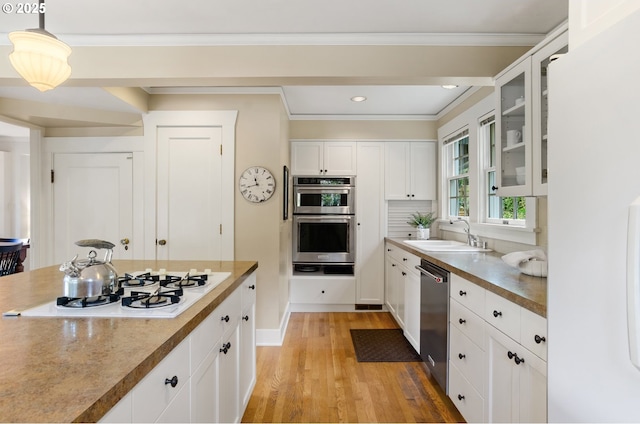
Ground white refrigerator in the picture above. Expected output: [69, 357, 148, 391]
[548, 9, 640, 423]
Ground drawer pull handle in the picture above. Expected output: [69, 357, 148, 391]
[493, 310, 502, 318]
[508, 351, 525, 365]
[459, 290, 467, 296]
[220, 342, 231, 354]
[165, 376, 178, 388]
[457, 394, 465, 401]
[221, 315, 230, 322]
[243, 315, 249, 321]
[534, 335, 546, 344]
[458, 318, 466, 324]
[458, 353, 466, 359]
[248, 284, 256, 290]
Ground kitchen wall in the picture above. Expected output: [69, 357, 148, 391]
[149, 93, 290, 338]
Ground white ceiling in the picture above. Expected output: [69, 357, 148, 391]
[0, 0, 568, 133]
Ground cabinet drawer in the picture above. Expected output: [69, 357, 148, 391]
[521, 308, 547, 361]
[485, 290, 521, 342]
[191, 309, 224, 372]
[218, 289, 241, 339]
[241, 272, 257, 311]
[449, 361, 484, 424]
[450, 274, 486, 316]
[132, 337, 190, 423]
[449, 325, 484, 394]
[290, 277, 355, 304]
[450, 298, 484, 347]
[386, 244, 420, 270]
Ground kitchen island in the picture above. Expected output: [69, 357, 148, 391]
[0, 259, 258, 423]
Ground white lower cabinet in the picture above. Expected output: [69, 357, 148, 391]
[100, 272, 257, 423]
[384, 242, 421, 351]
[485, 324, 547, 423]
[219, 325, 241, 424]
[132, 337, 191, 423]
[448, 272, 547, 423]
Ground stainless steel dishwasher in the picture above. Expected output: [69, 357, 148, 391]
[416, 259, 449, 392]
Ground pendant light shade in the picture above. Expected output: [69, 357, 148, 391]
[9, 29, 72, 92]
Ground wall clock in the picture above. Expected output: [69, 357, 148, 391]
[239, 166, 276, 203]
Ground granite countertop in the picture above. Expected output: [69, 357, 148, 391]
[0, 259, 258, 423]
[386, 238, 547, 317]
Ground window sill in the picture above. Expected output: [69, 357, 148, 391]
[437, 220, 538, 246]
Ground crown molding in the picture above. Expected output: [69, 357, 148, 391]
[0, 32, 545, 47]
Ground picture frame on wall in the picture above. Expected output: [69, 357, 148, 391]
[283, 165, 289, 220]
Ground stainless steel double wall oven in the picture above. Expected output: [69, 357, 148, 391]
[292, 176, 356, 270]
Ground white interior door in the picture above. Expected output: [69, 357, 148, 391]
[157, 127, 222, 261]
[53, 153, 133, 264]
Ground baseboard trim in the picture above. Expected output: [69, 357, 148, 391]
[256, 302, 291, 346]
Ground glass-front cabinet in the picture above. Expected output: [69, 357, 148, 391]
[495, 58, 532, 197]
[531, 32, 569, 195]
[494, 28, 567, 197]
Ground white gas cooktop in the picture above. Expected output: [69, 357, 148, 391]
[21, 270, 231, 319]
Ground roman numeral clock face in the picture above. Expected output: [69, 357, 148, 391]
[239, 166, 276, 203]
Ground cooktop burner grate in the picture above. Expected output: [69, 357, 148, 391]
[121, 288, 184, 309]
[57, 293, 121, 308]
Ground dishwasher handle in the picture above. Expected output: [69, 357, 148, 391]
[416, 265, 446, 284]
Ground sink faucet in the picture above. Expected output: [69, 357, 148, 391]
[449, 218, 477, 246]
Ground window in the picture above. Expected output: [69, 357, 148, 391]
[445, 130, 470, 217]
[480, 116, 526, 225]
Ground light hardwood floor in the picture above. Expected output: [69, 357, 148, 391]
[242, 312, 465, 423]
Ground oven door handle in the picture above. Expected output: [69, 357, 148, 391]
[415, 265, 445, 284]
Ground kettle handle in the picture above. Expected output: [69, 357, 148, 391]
[75, 239, 116, 250]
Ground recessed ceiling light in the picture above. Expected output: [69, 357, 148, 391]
[350, 96, 367, 102]
[441, 85, 458, 90]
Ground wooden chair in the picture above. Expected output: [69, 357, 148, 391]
[0, 241, 23, 276]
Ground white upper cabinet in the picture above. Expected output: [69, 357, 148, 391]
[291, 141, 357, 175]
[495, 58, 532, 197]
[384, 142, 436, 200]
[495, 29, 567, 197]
[531, 32, 569, 195]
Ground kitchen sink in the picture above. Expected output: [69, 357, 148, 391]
[402, 239, 491, 252]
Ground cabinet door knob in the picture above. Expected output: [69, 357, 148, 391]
[458, 353, 466, 359]
[458, 394, 465, 401]
[243, 315, 249, 321]
[459, 290, 467, 296]
[514, 354, 525, 365]
[507, 351, 515, 360]
[491, 185, 499, 192]
[158, 239, 167, 246]
[220, 342, 231, 354]
[401, 272, 407, 276]
[534, 335, 546, 344]
[493, 310, 502, 318]
[165, 376, 178, 388]
[221, 315, 230, 322]
[248, 284, 256, 290]
[459, 318, 466, 324]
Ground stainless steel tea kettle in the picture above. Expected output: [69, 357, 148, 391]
[59, 239, 119, 298]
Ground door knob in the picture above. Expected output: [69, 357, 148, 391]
[120, 238, 129, 245]
[158, 239, 167, 246]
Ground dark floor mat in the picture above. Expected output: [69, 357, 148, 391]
[350, 329, 422, 362]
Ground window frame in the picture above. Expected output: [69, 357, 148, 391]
[437, 93, 538, 246]
[444, 130, 470, 218]
[478, 114, 527, 226]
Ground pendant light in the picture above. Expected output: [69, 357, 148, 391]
[8, 0, 71, 92]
